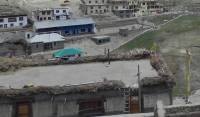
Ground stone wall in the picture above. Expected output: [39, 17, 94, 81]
[155, 101, 200, 117]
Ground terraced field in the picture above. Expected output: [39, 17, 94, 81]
[114, 15, 200, 96]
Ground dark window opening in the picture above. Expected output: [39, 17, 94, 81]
[19, 16, 24, 21]
[47, 11, 51, 15]
[79, 99, 105, 116]
[42, 11, 46, 15]
[4, 24, 7, 28]
[56, 16, 60, 20]
[10, 23, 14, 27]
[8, 17, 17, 22]
[0, 18, 4, 22]
[48, 17, 51, 20]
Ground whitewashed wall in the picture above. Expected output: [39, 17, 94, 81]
[0, 16, 27, 29]
[32, 101, 53, 117]
[57, 101, 79, 117]
[104, 97, 125, 113]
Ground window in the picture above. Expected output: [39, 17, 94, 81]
[10, 23, 14, 27]
[95, 0, 98, 3]
[44, 17, 46, 20]
[91, 10, 93, 13]
[0, 18, 4, 22]
[54, 42, 57, 46]
[89, 1, 91, 4]
[48, 17, 51, 20]
[96, 10, 98, 13]
[104, 9, 106, 13]
[27, 34, 30, 39]
[19, 16, 24, 21]
[102, 0, 104, 3]
[8, 17, 17, 22]
[98, 6, 101, 9]
[56, 16, 60, 20]
[40, 18, 43, 21]
[4, 24, 7, 28]
[56, 10, 59, 13]
[91, 6, 93, 9]
[19, 23, 23, 26]
[115, 6, 118, 9]
[0, 25, 3, 28]
[42, 11, 45, 15]
[63, 10, 66, 13]
[81, 28, 86, 32]
[47, 11, 51, 15]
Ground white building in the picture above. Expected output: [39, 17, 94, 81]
[0, 5, 28, 29]
[80, 0, 111, 15]
[32, 7, 72, 22]
[53, 8, 72, 20]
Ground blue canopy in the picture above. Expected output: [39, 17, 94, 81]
[53, 48, 83, 58]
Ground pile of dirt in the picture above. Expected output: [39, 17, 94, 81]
[0, 57, 45, 73]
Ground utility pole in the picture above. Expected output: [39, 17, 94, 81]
[185, 49, 191, 104]
[137, 64, 142, 112]
[107, 49, 110, 65]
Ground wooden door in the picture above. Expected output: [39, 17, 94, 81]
[16, 103, 31, 117]
[130, 96, 140, 113]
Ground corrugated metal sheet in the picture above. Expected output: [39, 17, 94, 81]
[34, 18, 95, 29]
[29, 33, 65, 43]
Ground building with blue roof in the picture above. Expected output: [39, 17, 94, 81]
[33, 18, 96, 36]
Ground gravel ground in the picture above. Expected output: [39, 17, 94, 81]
[0, 60, 158, 88]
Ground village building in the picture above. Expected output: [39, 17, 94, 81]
[28, 33, 65, 53]
[0, 31, 33, 56]
[33, 18, 96, 36]
[137, 0, 163, 16]
[108, 0, 135, 18]
[0, 5, 28, 29]
[32, 7, 72, 22]
[187, 0, 200, 13]
[0, 53, 175, 116]
[80, 0, 111, 15]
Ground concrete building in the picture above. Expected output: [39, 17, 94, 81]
[33, 18, 96, 36]
[32, 7, 72, 22]
[0, 53, 175, 116]
[187, 0, 200, 13]
[28, 33, 65, 53]
[108, 0, 135, 18]
[0, 31, 33, 56]
[137, 0, 163, 16]
[80, 0, 111, 15]
[0, 5, 28, 29]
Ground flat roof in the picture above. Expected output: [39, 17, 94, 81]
[0, 60, 158, 88]
[34, 18, 95, 29]
[0, 5, 27, 17]
[29, 33, 65, 43]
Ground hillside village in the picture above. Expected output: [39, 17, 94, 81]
[0, 0, 200, 117]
